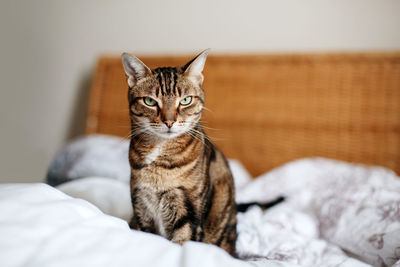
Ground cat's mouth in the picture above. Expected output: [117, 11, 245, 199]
[154, 128, 183, 139]
[164, 129, 174, 135]
[147, 122, 190, 139]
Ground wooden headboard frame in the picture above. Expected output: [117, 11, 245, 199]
[86, 52, 400, 177]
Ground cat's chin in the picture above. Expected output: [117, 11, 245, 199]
[155, 131, 184, 140]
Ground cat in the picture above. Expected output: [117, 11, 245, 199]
[121, 50, 283, 256]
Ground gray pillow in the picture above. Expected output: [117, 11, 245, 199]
[46, 135, 130, 186]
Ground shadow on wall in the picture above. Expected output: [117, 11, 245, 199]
[66, 70, 92, 140]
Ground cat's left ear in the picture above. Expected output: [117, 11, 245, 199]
[121, 52, 152, 88]
[183, 49, 210, 87]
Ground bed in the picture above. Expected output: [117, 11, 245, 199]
[1, 52, 400, 267]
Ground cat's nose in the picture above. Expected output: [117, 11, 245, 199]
[164, 120, 175, 128]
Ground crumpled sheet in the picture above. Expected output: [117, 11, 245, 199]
[4, 133, 400, 267]
[236, 158, 400, 267]
[0, 183, 296, 267]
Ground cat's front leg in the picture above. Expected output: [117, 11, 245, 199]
[171, 222, 193, 245]
[129, 216, 140, 230]
[129, 198, 157, 234]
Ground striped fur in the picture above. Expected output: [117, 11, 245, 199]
[122, 50, 237, 255]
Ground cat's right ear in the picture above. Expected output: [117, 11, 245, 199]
[121, 53, 152, 88]
[183, 49, 210, 87]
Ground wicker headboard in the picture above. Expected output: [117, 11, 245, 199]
[86, 53, 400, 177]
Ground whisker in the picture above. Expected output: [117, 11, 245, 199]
[202, 106, 213, 113]
[200, 125, 220, 131]
[199, 120, 214, 126]
[186, 131, 206, 148]
[194, 127, 225, 142]
[187, 129, 210, 148]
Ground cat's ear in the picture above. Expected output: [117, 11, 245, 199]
[183, 49, 210, 86]
[121, 53, 152, 88]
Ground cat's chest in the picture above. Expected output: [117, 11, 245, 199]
[144, 142, 164, 165]
[131, 139, 203, 189]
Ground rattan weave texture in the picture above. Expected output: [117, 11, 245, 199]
[86, 53, 400, 177]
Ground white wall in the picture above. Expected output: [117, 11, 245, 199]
[0, 0, 399, 183]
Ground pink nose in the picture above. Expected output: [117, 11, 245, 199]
[164, 120, 175, 128]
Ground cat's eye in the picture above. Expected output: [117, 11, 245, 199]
[180, 96, 192, 106]
[143, 97, 157, 107]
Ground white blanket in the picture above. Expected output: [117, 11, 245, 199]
[0, 183, 294, 267]
[1, 158, 400, 267]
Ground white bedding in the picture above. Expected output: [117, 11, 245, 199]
[235, 159, 400, 267]
[0, 183, 299, 267]
[1, 135, 400, 267]
[1, 159, 400, 267]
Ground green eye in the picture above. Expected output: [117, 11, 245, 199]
[180, 96, 192, 106]
[144, 97, 157, 106]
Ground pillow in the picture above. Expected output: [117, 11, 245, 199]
[47, 135, 130, 186]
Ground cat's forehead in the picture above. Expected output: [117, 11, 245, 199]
[152, 67, 181, 96]
[152, 66, 183, 74]
[130, 66, 203, 98]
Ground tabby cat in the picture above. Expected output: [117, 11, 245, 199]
[121, 49, 238, 255]
[122, 50, 284, 256]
